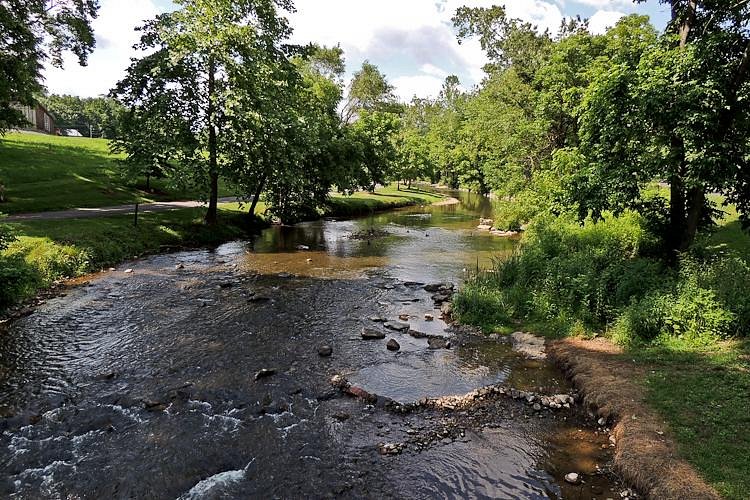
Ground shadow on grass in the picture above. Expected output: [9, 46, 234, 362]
[621, 340, 750, 500]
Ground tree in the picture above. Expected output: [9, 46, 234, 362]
[453, 5, 551, 82]
[226, 43, 345, 222]
[423, 76, 468, 188]
[344, 110, 401, 191]
[112, 0, 295, 224]
[0, 0, 99, 134]
[394, 97, 436, 188]
[563, 6, 750, 255]
[340, 61, 399, 122]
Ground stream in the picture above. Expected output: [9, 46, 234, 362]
[0, 191, 622, 499]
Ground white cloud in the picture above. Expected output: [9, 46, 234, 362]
[42, 0, 162, 96]
[392, 75, 445, 102]
[571, 0, 630, 7]
[289, 0, 566, 101]
[40, 0, 649, 100]
[420, 63, 450, 79]
[588, 9, 626, 34]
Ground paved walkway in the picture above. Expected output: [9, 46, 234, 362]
[5, 197, 239, 222]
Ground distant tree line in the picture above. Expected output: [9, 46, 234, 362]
[39, 94, 125, 138]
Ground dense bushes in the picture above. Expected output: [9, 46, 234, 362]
[455, 212, 750, 345]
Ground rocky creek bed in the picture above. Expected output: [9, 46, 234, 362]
[0, 197, 634, 498]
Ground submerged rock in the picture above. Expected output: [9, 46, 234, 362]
[361, 328, 386, 339]
[378, 442, 405, 456]
[427, 337, 450, 349]
[423, 283, 445, 292]
[384, 320, 410, 331]
[346, 385, 377, 403]
[386, 339, 400, 351]
[318, 345, 333, 357]
[248, 295, 271, 303]
[254, 368, 276, 381]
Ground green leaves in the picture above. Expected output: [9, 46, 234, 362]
[0, 0, 99, 134]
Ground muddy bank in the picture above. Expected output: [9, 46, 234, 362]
[547, 337, 721, 500]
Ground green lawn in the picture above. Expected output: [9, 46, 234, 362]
[0, 131, 232, 214]
[631, 339, 750, 500]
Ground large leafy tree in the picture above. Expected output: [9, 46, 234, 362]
[565, 4, 750, 254]
[228, 44, 347, 222]
[112, 0, 295, 224]
[0, 0, 99, 134]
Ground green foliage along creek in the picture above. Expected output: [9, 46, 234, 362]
[2, 0, 750, 497]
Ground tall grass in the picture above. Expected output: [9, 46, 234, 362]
[455, 211, 750, 345]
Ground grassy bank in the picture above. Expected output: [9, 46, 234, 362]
[453, 211, 750, 499]
[0, 132, 232, 213]
[0, 186, 441, 312]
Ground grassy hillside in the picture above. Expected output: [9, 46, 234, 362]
[0, 132, 229, 214]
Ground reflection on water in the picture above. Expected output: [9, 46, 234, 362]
[239, 189, 515, 280]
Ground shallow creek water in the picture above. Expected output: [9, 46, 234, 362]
[0, 191, 621, 498]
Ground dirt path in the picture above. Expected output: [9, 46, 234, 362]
[4, 197, 239, 222]
[547, 337, 720, 500]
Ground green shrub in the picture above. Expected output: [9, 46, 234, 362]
[611, 293, 669, 345]
[0, 256, 37, 309]
[453, 280, 511, 331]
[476, 211, 666, 327]
[664, 284, 735, 343]
[6, 238, 91, 285]
[684, 255, 750, 337]
[456, 209, 750, 346]
[0, 216, 14, 251]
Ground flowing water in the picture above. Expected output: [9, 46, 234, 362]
[0, 191, 621, 499]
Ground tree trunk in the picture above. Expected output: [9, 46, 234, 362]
[683, 185, 704, 250]
[667, 155, 686, 258]
[664, 0, 698, 257]
[205, 56, 219, 225]
[249, 173, 267, 216]
[145, 172, 151, 192]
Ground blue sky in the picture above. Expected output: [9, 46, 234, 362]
[44, 0, 671, 101]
